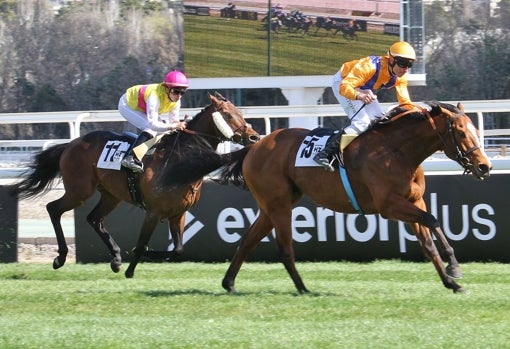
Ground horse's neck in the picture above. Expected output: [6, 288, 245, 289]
[188, 111, 221, 150]
[381, 118, 444, 166]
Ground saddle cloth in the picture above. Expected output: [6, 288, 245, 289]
[294, 128, 335, 167]
[96, 134, 163, 170]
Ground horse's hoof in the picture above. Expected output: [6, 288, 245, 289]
[110, 256, 122, 273]
[125, 270, 134, 278]
[446, 264, 463, 279]
[110, 260, 122, 273]
[222, 278, 235, 293]
[453, 286, 468, 294]
[53, 256, 66, 269]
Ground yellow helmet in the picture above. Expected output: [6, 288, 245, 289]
[388, 41, 416, 60]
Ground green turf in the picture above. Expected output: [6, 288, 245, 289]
[0, 261, 509, 348]
[184, 15, 396, 77]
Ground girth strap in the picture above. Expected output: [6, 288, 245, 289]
[127, 172, 145, 210]
[338, 164, 364, 215]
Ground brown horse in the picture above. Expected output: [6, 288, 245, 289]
[12, 92, 260, 277]
[168, 101, 491, 294]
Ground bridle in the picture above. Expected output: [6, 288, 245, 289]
[387, 106, 479, 174]
[421, 107, 479, 174]
[182, 105, 250, 145]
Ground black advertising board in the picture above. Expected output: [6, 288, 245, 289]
[75, 174, 510, 263]
[0, 185, 18, 262]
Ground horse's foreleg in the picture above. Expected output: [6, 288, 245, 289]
[125, 212, 159, 278]
[412, 221, 465, 293]
[418, 213, 462, 279]
[168, 216, 185, 257]
[222, 213, 274, 293]
[86, 192, 122, 273]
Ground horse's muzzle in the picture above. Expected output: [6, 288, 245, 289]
[471, 162, 492, 181]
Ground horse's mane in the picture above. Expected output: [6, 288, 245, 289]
[372, 101, 459, 130]
[154, 102, 234, 193]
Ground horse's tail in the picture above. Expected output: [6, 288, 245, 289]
[11, 143, 68, 200]
[213, 146, 249, 189]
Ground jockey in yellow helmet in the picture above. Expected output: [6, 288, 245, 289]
[314, 41, 417, 172]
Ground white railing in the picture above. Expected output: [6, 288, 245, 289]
[0, 99, 509, 174]
[0, 99, 509, 148]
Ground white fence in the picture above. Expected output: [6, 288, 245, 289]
[0, 99, 508, 143]
[1, 99, 509, 172]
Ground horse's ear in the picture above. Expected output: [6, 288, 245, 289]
[209, 93, 218, 105]
[214, 91, 227, 101]
[457, 102, 464, 112]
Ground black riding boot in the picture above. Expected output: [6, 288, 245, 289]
[121, 131, 153, 173]
[313, 131, 342, 172]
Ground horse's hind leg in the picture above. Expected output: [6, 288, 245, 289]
[272, 211, 309, 294]
[222, 212, 274, 293]
[86, 190, 122, 273]
[46, 192, 85, 269]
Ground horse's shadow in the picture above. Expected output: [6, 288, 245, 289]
[140, 289, 336, 297]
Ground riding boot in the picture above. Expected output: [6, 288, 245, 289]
[313, 131, 342, 172]
[122, 131, 153, 173]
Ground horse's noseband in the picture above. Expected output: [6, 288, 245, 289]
[214, 107, 255, 145]
[230, 124, 250, 144]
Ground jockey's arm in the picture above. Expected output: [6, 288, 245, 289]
[146, 94, 175, 132]
[395, 78, 413, 106]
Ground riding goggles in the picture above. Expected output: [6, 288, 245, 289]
[169, 88, 187, 95]
[394, 57, 414, 68]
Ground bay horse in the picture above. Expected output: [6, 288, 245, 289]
[162, 101, 492, 294]
[12, 92, 260, 277]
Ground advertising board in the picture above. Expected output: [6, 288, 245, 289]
[0, 185, 17, 263]
[75, 174, 510, 264]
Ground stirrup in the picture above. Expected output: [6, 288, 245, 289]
[122, 156, 144, 173]
[313, 154, 335, 172]
[334, 153, 344, 168]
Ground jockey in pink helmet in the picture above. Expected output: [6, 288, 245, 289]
[118, 70, 189, 173]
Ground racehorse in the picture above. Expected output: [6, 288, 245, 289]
[11, 92, 260, 277]
[162, 101, 491, 294]
[339, 20, 359, 40]
[314, 16, 342, 35]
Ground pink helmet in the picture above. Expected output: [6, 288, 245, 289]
[163, 70, 189, 88]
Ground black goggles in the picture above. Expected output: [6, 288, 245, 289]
[169, 88, 187, 95]
[394, 57, 414, 68]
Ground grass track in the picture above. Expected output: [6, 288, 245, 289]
[1, 261, 509, 348]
